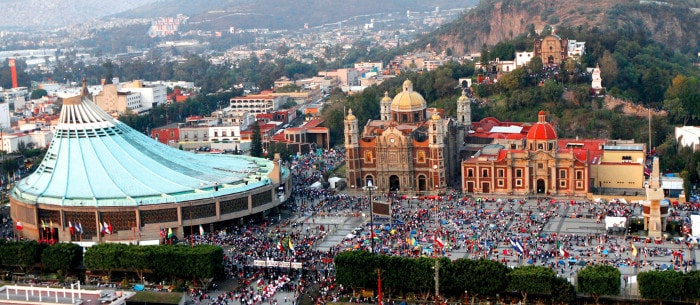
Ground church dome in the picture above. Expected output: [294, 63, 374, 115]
[381, 91, 392, 103]
[346, 109, 356, 120]
[458, 90, 468, 102]
[526, 110, 557, 140]
[431, 113, 441, 120]
[391, 80, 426, 112]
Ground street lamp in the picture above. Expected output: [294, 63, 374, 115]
[363, 180, 377, 253]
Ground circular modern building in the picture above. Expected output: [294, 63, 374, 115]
[10, 82, 290, 243]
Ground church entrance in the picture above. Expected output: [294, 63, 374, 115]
[417, 176, 427, 193]
[389, 175, 400, 192]
[548, 55, 554, 64]
[537, 179, 546, 194]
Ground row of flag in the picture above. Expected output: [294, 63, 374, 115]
[67, 221, 84, 235]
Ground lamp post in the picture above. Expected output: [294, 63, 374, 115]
[363, 180, 377, 253]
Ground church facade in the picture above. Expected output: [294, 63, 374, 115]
[344, 80, 470, 194]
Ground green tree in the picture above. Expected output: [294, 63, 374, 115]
[638, 270, 685, 305]
[120, 246, 154, 283]
[30, 89, 48, 100]
[84, 243, 127, 282]
[41, 242, 83, 275]
[250, 122, 263, 157]
[577, 265, 620, 305]
[541, 79, 564, 103]
[599, 50, 619, 89]
[507, 265, 556, 305]
[480, 43, 490, 67]
[551, 277, 576, 305]
[686, 271, 700, 303]
[334, 251, 378, 295]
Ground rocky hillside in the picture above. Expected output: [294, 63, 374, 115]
[424, 0, 700, 54]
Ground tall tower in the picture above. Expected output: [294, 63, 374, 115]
[428, 113, 445, 193]
[380, 91, 392, 121]
[344, 109, 361, 188]
[8, 58, 18, 88]
[456, 90, 471, 127]
[644, 157, 665, 238]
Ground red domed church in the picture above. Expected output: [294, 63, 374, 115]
[461, 110, 607, 197]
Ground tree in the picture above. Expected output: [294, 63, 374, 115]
[541, 79, 564, 103]
[30, 89, 48, 100]
[599, 50, 618, 89]
[685, 271, 700, 304]
[507, 265, 556, 305]
[250, 122, 263, 157]
[41, 242, 82, 275]
[480, 43, 490, 67]
[84, 243, 127, 282]
[551, 277, 576, 305]
[120, 246, 154, 283]
[638, 270, 684, 305]
[577, 265, 620, 305]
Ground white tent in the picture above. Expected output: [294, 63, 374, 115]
[692, 215, 700, 237]
[310, 181, 323, 189]
[605, 216, 627, 229]
[328, 177, 343, 189]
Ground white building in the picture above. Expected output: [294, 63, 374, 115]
[567, 40, 586, 58]
[0, 102, 10, 130]
[675, 126, 700, 151]
[1, 87, 28, 110]
[229, 91, 280, 114]
[515, 52, 535, 67]
[120, 80, 168, 111]
[354, 62, 383, 71]
[1, 130, 53, 152]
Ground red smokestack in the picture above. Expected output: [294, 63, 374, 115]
[8, 58, 18, 88]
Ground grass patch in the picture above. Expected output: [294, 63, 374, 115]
[128, 291, 184, 304]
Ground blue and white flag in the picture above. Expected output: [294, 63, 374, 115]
[510, 238, 524, 254]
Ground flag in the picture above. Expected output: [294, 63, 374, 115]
[77, 222, 83, 234]
[557, 241, 569, 258]
[167, 227, 174, 239]
[199, 224, 205, 236]
[277, 240, 285, 252]
[16, 221, 23, 231]
[41, 219, 46, 229]
[288, 239, 295, 252]
[69, 221, 75, 235]
[510, 238, 524, 254]
[411, 237, 417, 247]
[631, 242, 638, 257]
[99, 222, 104, 234]
[103, 221, 110, 234]
[49, 219, 54, 228]
[159, 227, 166, 239]
[434, 236, 445, 248]
[108, 222, 113, 235]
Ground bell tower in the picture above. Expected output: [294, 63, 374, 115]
[380, 91, 392, 121]
[428, 113, 445, 194]
[344, 109, 361, 189]
[456, 90, 471, 128]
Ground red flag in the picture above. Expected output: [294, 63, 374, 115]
[108, 222, 113, 235]
[15, 221, 23, 231]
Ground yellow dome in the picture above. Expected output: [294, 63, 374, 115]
[381, 91, 391, 103]
[431, 113, 441, 120]
[458, 90, 468, 102]
[346, 109, 356, 120]
[391, 80, 426, 112]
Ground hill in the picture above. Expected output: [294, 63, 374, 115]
[113, 0, 479, 31]
[422, 0, 700, 55]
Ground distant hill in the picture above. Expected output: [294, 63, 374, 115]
[113, 0, 479, 31]
[420, 0, 700, 55]
[0, 0, 158, 30]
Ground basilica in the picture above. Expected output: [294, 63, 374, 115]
[344, 80, 471, 194]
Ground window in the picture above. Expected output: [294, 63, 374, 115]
[498, 180, 504, 186]
[560, 180, 566, 188]
[467, 169, 474, 177]
[538, 143, 543, 150]
[482, 169, 489, 177]
[417, 151, 426, 163]
[515, 179, 522, 186]
[559, 170, 566, 179]
[576, 181, 583, 189]
[511, 144, 516, 149]
[497, 169, 504, 178]
[576, 170, 583, 180]
[516, 169, 522, 178]
[365, 151, 373, 163]
[538, 163, 544, 169]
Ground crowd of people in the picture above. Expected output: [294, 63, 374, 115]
[179, 147, 700, 305]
